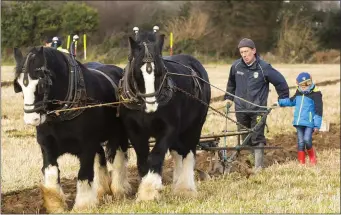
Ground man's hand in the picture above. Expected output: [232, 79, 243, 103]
[226, 100, 233, 108]
[314, 128, 319, 133]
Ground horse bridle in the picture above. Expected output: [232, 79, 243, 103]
[23, 67, 53, 114]
[15, 50, 87, 122]
[124, 42, 172, 105]
[16, 52, 53, 114]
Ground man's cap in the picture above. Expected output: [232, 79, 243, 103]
[238, 38, 256, 49]
[296, 72, 312, 84]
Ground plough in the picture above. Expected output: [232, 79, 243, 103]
[129, 106, 282, 175]
[196, 107, 282, 174]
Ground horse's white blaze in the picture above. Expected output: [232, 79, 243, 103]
[74, 180, 98, 210]
[141, 63, 158, 113]
[174, 151, 196, 192]
[17, 73, 43, 126]
[170, 150, 183, 184]
[108, 149, 131, 195]
[137, 171, 162, 201]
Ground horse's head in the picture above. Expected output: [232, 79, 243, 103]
[128, 30, 165, 113]
[13, 47, 56, 126]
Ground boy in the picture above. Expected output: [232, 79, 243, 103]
[275, 72, 323, 165]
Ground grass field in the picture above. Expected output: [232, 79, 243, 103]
[1, 64, 340, 213]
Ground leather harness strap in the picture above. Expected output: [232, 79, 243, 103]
[88, 68, 118, 100]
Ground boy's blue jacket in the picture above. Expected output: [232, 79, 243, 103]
[278, 85, 323, 129]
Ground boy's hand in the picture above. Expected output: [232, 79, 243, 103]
[314, 128, 319, 133]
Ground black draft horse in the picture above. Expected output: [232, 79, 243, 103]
[13, 47, 131, 212]
[118, 31, 211, 201]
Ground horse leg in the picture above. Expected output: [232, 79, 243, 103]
[123, 124, 150, 178]
[173, 126, 202, 197]
[39, 137, 67, 213]
[136, 129, 176, 202]
[93, 147, 111, 200]
[73, 149, 98, 210]
[134, 138, 150, 179]
[105, 131, 132, 198]
[170, 148, 183, 184]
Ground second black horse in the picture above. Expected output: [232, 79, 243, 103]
[118, 30, 211, 201]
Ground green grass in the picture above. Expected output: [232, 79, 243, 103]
[71, 149, 340, 214]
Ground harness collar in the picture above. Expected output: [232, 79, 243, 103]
[47, 52, 87, 122]
[21, 50, 87, 122]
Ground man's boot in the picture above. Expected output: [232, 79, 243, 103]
[297, 151, 306, 164]
[254, 143, 264, 172]
[307, 147, 317, 165]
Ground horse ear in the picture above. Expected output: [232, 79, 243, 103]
[157, 34, 165, 55]
[13, 48, 23, 66]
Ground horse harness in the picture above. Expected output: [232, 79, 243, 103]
[163, 59, 203, 98]
[20, 51, 88, 122]
[118, 43, 202, 113]
[47, 57, 119, 121]
[47, 53, 88, 122]
[87, 68, 119, 100]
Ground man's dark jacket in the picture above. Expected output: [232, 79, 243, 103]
[225, 55, 289, 111]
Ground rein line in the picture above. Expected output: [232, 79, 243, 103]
[46, 99, 133, 115]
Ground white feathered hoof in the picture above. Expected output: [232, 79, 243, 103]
[40, 184, 67, 213]
[136, 172, 163, 202]
[97, 181, 112, 201]
[72, 180, 99, 211]
[110, 179, 132, 198]
[94, 168, 112, 200]
[173, 185, 198, 198]
[107, 149, 132, 198]
[172, 151, 197, 198]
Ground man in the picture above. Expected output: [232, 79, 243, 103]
[44, 37, 52, 47]
[51, 36, 69, 53]
[224, 38, 289, 171]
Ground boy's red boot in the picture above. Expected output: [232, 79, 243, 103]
[297, 151, 306, 164]
[307, 147, 317, 165]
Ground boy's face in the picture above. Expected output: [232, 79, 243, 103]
[298, 80, 312, 91]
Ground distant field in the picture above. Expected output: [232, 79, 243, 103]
[2, 64, 340, 98]
[1, 64, 340, 213]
